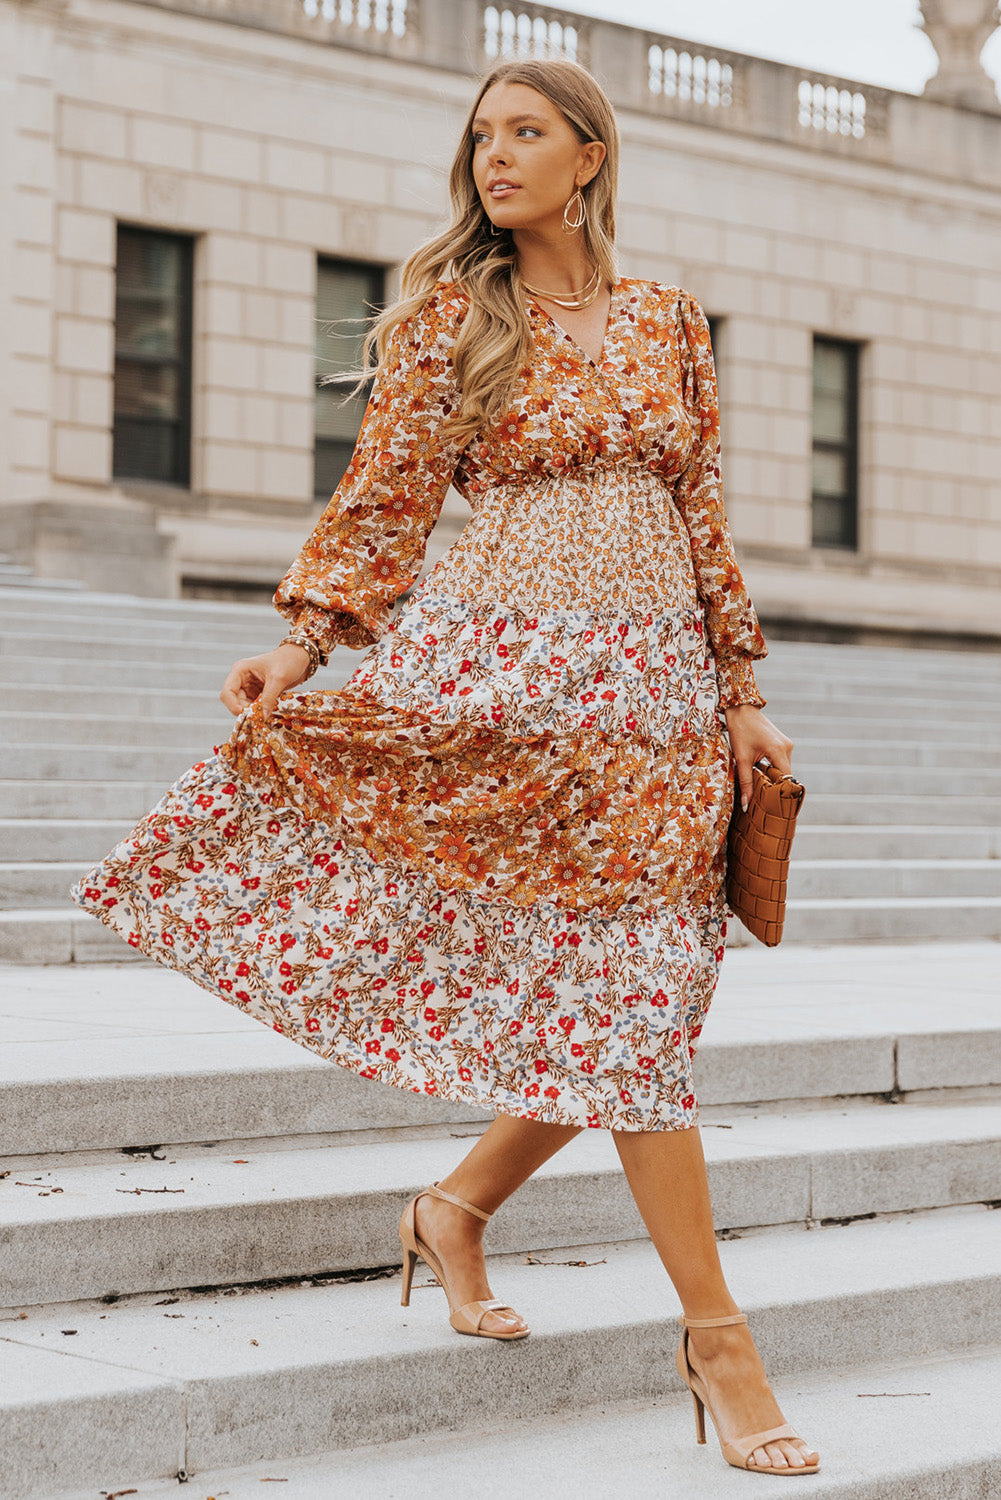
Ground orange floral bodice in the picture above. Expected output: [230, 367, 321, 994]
[275, 277, 767, 709]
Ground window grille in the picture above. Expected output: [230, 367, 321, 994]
[314, 257, 386, 499]
[112, 225, 193, 486]
[812, 336, 860, 549]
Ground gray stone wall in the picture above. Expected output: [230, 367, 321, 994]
[1, 0, 999, 639]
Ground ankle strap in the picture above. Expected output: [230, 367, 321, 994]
[679, 1312, 748, 1328]
[425, 1181, 492, 1223]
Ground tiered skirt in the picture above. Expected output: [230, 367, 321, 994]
[72, 589, 734, 1131]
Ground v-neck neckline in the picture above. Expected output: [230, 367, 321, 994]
[528, 278, 621, 370]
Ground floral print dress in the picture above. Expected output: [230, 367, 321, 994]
[72, 277, 768, 1132]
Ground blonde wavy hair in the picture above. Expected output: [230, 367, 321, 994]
[365, 58, 620, 445]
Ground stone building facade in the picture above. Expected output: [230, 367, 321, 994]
[1, 0, 1000, 646]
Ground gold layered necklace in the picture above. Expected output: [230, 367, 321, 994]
[521, 265, 601, 310]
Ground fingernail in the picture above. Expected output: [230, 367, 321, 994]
[741, 797, 748, 812]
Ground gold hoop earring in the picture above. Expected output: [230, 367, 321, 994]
[562, 188, 586, 234]
[487, 216, 501, 237]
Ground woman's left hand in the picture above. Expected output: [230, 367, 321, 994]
[724, 704, 795, 812]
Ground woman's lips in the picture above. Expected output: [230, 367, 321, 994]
[489, 184, 520, 198]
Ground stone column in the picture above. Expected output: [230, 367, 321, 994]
[918, 0, 1001, 112]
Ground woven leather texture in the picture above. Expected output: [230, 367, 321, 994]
[726, 763, 805, 947]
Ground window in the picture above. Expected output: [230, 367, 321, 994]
[811, 337, 859, 549]
[112, 226, 193, 485]
[314, 259, 385, 499]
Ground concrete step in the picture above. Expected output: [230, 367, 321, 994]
[778, 896, 1001, 944]
[65, 1344, 1001, 1500]
[760, 665, 1001, 688]
[0, 631, 276, 665]
[0, 909, 149, 964]
[0, 781, 168, 820]
[0, 614, 277, 648]
[760, 653, 1001, 679]
[2, 745, 214, 782]
[1, 712, 230, 748]
[3, 1099, 1000, 1310]
[0, 820, 133, 860]
[792, 738, 1001, 769]
[790, 765, 1001, 796]
[775, 715, 997, 743]
[768, 685, 1001, 708]
[756, 645, 1001, 675]
[771, 693, 1001, 720]
[798, 794, 1001, 826]
[0, 653, 356, 690]
[0, 685, 237, 719]
[0, 863, 88, 907]
[793, 824, 1001, 858]
[0, 588, 280, 622]
[4, 945, 998, 1155]
[788, 859, 1001, 900]
[1, 1207, 999, 1498]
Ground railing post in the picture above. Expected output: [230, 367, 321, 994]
[587, 19, 651, 112]
[415, 0, 480, 74]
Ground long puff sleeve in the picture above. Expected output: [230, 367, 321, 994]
[673, 289, 768, 709]
[274, 285, 466, 657]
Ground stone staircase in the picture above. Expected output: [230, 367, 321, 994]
[1, 942, 999, 1497]
[1, 583, 1000, 959]
[1, 585, 1000, 1497]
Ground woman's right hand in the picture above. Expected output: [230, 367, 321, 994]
[220, 643, 313, 719]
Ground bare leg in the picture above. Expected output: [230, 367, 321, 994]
[415, 1114, 580, 1335]
[614, 1125, 819, 1472]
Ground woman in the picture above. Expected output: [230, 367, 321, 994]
[73, 59, 816, 1476]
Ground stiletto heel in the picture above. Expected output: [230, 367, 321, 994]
[400, 1247, 418, 1307]
[676, 1312, 820, 1475]
[397, 1181, 530, 1341]
[690, 1386, 706, 1444]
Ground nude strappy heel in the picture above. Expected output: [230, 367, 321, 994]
[676, 1312, 820, 1475]
[398, 1181, 530, 1341]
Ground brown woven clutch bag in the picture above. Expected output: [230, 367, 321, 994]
[726, 762, 805, 947]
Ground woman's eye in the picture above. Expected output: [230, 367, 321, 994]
[472, 127, 540, 144]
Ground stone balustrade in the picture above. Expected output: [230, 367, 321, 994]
[125, 0, 1001, 188]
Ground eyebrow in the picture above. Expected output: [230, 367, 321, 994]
[471, 113, 547, 129]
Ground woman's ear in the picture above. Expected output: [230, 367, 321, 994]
[578, 139, 606, 186]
